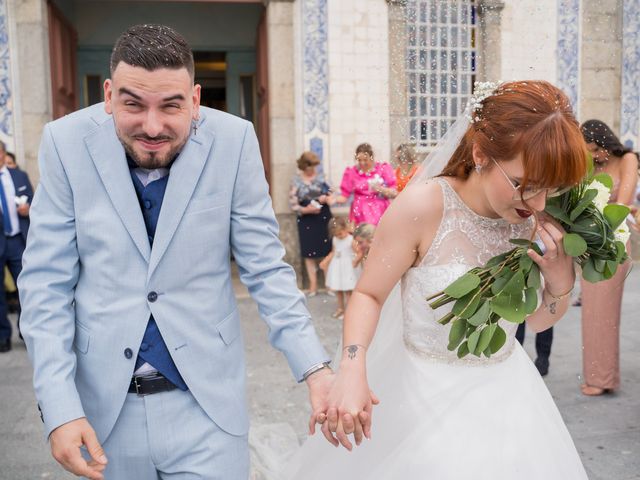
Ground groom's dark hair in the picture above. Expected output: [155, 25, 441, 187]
[110, 24, 194, 81]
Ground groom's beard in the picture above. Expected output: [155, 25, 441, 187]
[119, 134, 187, 169]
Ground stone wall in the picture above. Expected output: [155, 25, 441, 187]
[325, 0, 391, 185]
[579, 0, 623, 129]
[500, 0, 557, 82]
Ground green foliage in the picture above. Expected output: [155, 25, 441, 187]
[429, 170, 630, 359]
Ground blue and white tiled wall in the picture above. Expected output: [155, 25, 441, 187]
[301, 0, 329, 164]
[0, 0, 14, 149]
[621, 0, 639, 149]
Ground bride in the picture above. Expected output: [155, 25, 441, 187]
[281, 80, 589, 479]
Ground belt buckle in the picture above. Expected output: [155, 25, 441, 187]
[133, 376, 149, 396]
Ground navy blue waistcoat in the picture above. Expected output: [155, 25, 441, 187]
[129, 168, 187, 390]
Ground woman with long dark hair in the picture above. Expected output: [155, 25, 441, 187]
[579, 120, 638, 396]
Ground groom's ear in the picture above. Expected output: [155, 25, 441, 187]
[471, 142, 489, 167]
[104, 79, 113, 114]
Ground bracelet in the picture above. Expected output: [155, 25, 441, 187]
[302, 362, 331, 382]
[544, 285, 573, 300]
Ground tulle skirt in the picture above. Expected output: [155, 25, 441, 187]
[253, 287, 588, 480]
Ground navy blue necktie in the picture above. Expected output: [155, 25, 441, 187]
[0, 173, 13, 235]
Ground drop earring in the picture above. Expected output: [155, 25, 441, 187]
[192, 117, 199, 135]
[475, 164, 482, 174]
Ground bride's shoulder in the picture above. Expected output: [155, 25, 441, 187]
[382, 179, 445, 230]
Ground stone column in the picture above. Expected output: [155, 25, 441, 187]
[476, 0, 505, 82]
[579, 0, 623, 131]
[8, 0, 52, 183]
[265, 0, 302, 281]
[387, 0, 408, 155]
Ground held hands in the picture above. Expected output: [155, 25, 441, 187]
[526, 216, 575, 295]
[49, 417, 108, 480]
[309, 346, 380, 451]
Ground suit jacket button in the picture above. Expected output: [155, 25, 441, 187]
[147, 291, 158, 302]
[124, 348, 133, 359]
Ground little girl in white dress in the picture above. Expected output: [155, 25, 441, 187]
[320, 217, 359, 319]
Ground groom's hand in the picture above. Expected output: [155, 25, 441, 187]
[49, 417, 108, 480]
[305, 368, 339, 446]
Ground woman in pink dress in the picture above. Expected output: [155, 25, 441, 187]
[339, 143, 397, 226]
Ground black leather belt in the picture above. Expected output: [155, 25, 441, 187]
[129, 372, 177, 396]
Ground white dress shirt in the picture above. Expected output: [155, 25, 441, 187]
[0, 166, 21, 236]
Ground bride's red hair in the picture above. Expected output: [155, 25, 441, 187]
[440, 80, 588, 191]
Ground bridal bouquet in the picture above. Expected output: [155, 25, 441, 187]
[427, 169, 630, 359]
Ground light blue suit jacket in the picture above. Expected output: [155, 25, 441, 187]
[18, 103, 329, 441]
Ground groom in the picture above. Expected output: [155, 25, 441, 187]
[19, 24, 333, 479]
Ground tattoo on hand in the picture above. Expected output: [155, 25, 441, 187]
[549, 301, 557, 314]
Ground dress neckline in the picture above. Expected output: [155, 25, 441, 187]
[437, 177, 509, 228]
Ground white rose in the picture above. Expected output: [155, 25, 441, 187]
[588, 180, 611, 213]
[614, 221, 631, 245]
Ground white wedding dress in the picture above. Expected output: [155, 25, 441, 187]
[255, 178, 588, 480]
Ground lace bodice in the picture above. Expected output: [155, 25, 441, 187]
[401, 178, 534, 364]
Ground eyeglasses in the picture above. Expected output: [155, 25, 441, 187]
[491, 159, 568, 201]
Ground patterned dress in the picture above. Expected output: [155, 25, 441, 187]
[289, 173, 332, 258]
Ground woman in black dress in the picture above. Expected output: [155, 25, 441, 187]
[289, 151, 333, 295]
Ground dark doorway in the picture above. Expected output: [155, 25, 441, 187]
[194, 51, 226, 111]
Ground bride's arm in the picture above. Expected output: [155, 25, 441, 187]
[324, 182, 443, 450]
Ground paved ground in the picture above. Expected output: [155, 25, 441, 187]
[1, 267, 639, 479]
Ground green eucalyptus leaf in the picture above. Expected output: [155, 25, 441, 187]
[467, 329, 481, 355]
[593, 172, 613, 190]
[489, 324, 507, 354]
[452, 292, 482, 319]
[443, 272, 482, 298]
[448, 318, 468, 351]
[491, 274, 511, 295]
[490, 294, 526, 323]
[563, 233, 588, 257]
[603, 204, 630, 230]
[604, 260, 618, 279]
[526, 263, 541, 289]
[457, 341, 470, 359]
[593, 258, 606, 273]
[502, 270, 525, 295]
[467, 301, 491, 327]
[582, 258, 603, 283]
[524, 287, 538, 314]
[615, 241, 626, 262]
[475, 323, 497, 355]
[486, 250, 512, 268]
[519, 254, 534, 272]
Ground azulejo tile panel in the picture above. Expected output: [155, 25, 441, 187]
[302, 0, 328, 139]
[621, 0, 639, 149]
[556, 0, 579, 114]
[0, 0, 13, 139]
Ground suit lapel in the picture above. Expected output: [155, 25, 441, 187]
[148, 118, 214, 277]
[85, 119, 151, 263]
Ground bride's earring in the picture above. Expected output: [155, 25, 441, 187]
[475, 164, 482, 174]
